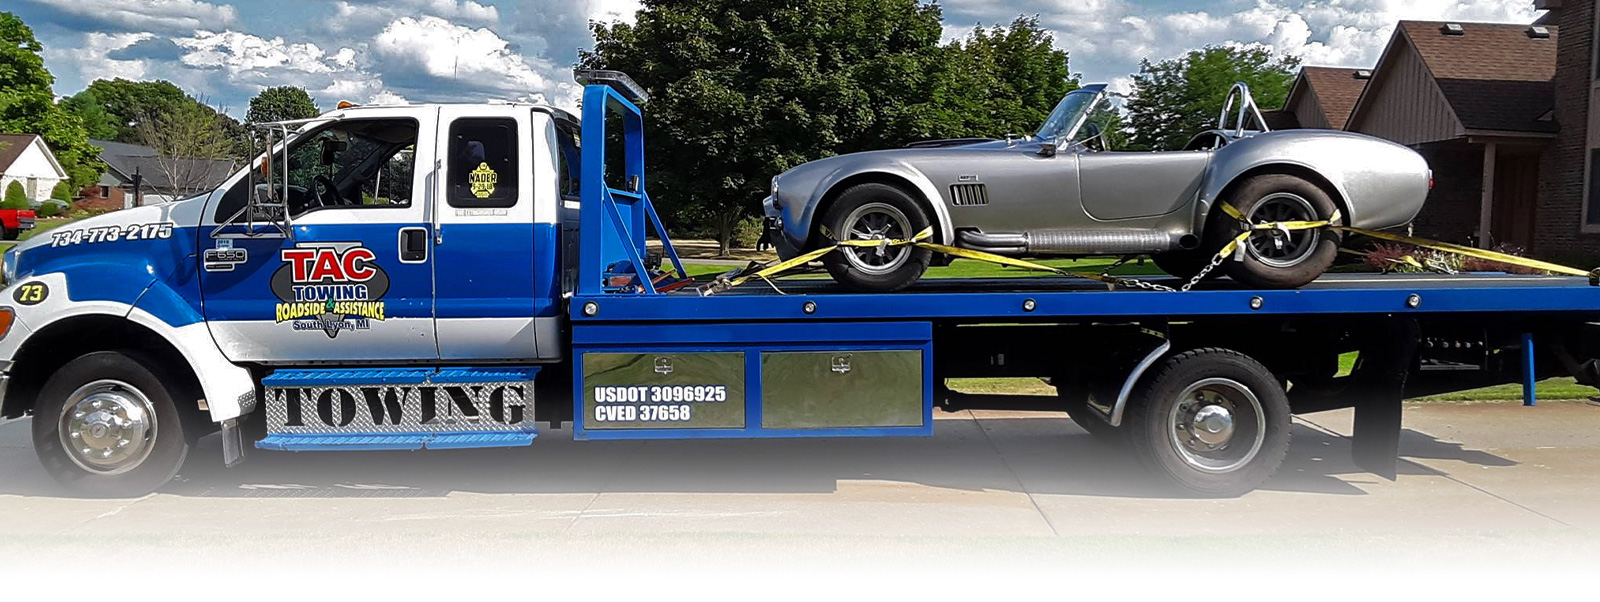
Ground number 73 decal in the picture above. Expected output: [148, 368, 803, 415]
[12, 282, 48, 305]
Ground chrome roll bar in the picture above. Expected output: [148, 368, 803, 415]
[1217, 82, 1271, 138]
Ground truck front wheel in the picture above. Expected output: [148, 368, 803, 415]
[1, 226, 17, 240]
[1125, 348, 1291, 497]
[32, 351, 192, 498]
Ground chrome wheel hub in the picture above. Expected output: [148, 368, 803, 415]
[59, 380, 157, 475]
[1168, 378, 1266, 474]
[843, 202, 912, 275]
[1246, 192, 1320, 268]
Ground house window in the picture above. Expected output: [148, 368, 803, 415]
[100, 186, 110, 198]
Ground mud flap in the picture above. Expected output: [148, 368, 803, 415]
[1350, 318, 1420, 480]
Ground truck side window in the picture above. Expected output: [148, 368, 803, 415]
[213, 118, 419, 223]
[448, 118, 519, 208]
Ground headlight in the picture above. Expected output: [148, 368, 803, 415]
[769, 178, 781, 208]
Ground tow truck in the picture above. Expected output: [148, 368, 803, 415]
[2, 71, 1598, 497]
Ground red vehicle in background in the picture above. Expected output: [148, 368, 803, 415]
[0, 208, 36, 240]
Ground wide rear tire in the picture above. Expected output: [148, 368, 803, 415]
[819, 183, 933, 292]
[1215, 174, 1341, 289]
[1125, 348, 1291, 497]
[32, 351, 192, 498]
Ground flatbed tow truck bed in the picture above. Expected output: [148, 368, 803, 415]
[571, 273, 1600, 323]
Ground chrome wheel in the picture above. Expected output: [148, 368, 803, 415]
[58, 379, 158, 475]
[1245, 192, 1320, 268]
[841, 202, 912, 275]
[1167, 377, 1265, 474]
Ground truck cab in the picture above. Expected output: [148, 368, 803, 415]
[0, 93, 595, 496]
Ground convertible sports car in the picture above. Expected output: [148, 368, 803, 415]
[762, 83, 1432, 291]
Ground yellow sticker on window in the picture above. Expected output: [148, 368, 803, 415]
[469, 162, 498, 198]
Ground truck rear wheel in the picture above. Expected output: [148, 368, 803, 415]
[32, 351, 192, 498]
[1055, 380, 1124, 446]
[1125, 348, 1290, 497]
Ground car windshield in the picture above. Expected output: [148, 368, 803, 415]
[1036, 87, 1106, 142]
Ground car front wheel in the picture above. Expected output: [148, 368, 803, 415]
[820, 183, 934, 292]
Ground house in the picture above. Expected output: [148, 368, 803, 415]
[79, 139, 236, 209]
[1533, 0, 1600, 259]
[0, 134, 68, 202]
[1344, 21, 1559, 252]
[1282, 67, 1371, 131]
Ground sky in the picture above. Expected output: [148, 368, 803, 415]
[7, 0, 1547, 116]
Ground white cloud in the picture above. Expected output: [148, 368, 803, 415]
[939, 0, 1545, 85]
[42, 32, 155, 92]
[326, 0, 500, 34]
[176, 31, 347, 75]
[17, 0, 236, 32]
[371, 16, 550, 97]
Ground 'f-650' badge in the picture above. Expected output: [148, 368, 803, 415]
[271, 242, 388, 338]
[469, 162, 497, 198]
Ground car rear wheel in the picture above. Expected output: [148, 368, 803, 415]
[820, 183, 934, 292]
[1216, 174, 1341, 289]
[32, 351, 192, 498]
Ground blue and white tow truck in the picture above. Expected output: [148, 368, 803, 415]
[2, 71, 1599, 497]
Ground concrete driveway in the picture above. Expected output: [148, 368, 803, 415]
[2, 401, 1598, 594]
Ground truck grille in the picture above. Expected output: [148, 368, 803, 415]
[950, 183, 989, 206]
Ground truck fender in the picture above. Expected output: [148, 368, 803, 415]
[3, 271, 254, 423]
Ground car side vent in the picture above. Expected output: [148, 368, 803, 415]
[950, 183, 989, 206]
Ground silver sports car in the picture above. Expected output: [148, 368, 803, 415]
[762, 83, 1431, 291]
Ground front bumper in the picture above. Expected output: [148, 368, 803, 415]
[762, 195, 801, 259]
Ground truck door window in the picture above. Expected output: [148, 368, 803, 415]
[448, 118, 519, 208]
[213, 118, 419, 223]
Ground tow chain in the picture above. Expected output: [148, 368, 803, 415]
[700, 204, 1600, 296]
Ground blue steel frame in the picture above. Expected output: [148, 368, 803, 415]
[570, 279, 1600, 323]
[577, 83, 686, 295]
[571, 322, 935, 441]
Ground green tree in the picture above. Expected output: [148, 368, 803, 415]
[81, 78, 193, 143]
[1125, 45, 1299, 151]
[2, 181, 27, 209]
[584, 2, 1075, 252]
[60, 91, 118, 140]
[0, 12, 103, 188]
[247, 86, 319, 124]
[921, 17, 1077, 140]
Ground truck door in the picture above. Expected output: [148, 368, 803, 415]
[430, 107, 545, 360]
[199, 110, 441, 362]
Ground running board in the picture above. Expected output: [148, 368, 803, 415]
[257, 429, 537, 451]
[256, 366, 541, 450]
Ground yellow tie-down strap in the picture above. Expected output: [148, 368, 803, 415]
[706, 207, 1600, 295]
[1219, 202, 1598, 280]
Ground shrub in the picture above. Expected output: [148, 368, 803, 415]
[1362, 241, 1544, 275]
[50, 181, 73, 202]
[1, 181, 27, 209]
[37, 202, 61, 218]
[731, 217, 763, 249]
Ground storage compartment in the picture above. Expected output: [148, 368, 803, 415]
[581, 352, 746, 430]
[761, 350, 924, 429]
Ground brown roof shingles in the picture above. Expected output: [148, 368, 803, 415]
[1299, 67, 1369, 130]
[1399, 20, 1558, 134]
[0, 133, 41, 174]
